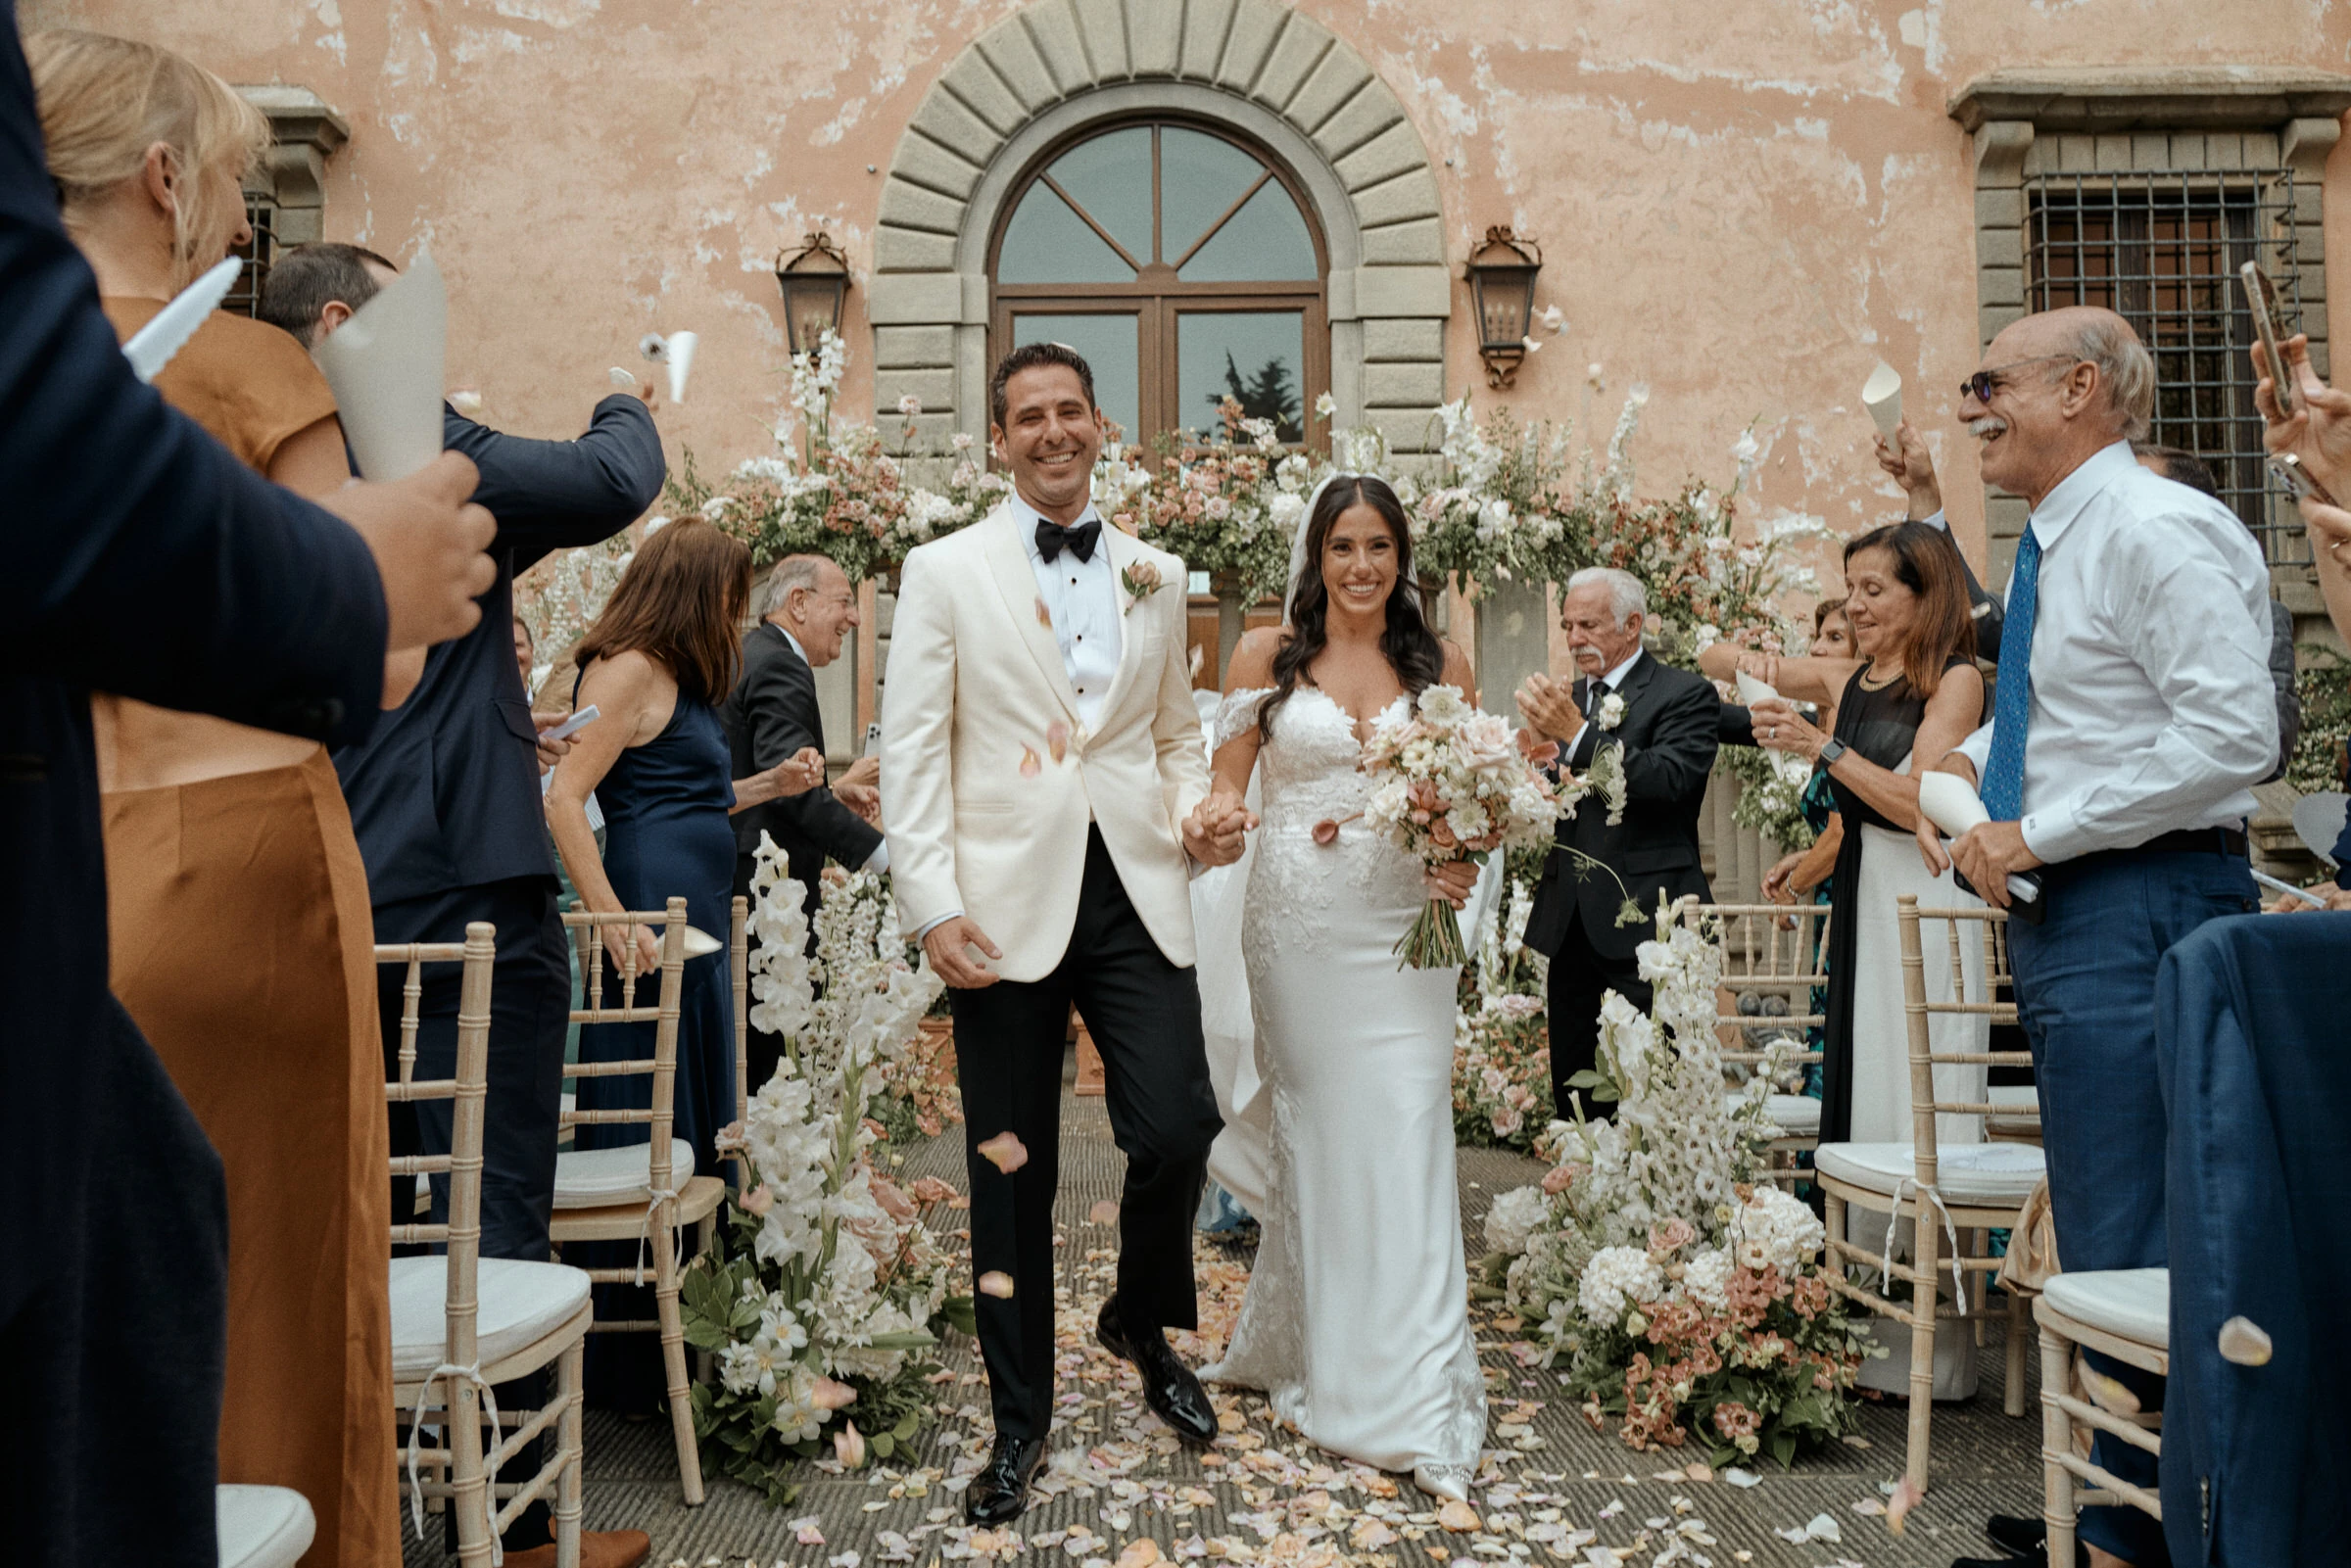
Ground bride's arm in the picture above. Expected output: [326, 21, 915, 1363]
[1207, 627, 1282, 804]
[1440, 640, 1476, 707]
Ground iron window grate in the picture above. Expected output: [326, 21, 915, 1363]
[221, 199, 275, 319]
[2023, 168, 2310, 567]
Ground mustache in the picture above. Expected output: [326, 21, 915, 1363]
[1968, 416, 2007, 439]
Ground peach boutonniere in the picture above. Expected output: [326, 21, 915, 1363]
[1120, 559, 1163, 615]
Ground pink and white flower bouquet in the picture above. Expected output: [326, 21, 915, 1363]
[1359, 685, 1575, 969]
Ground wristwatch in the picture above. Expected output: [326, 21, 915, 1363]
[1816, 737, 1848, 767]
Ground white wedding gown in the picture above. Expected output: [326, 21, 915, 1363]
[1195, 687, 1486, 1483]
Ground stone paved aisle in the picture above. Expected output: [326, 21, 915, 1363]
[407, 1091, 2039, 1568]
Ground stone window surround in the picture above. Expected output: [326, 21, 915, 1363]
[233, 85, 350, 249]
[869, 0, 1454, 470]
[1949, 67, 2351, 592]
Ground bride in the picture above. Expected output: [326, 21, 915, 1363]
[1192, 474, 1487, 1499]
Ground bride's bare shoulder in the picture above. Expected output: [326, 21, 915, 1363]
[1224, 626, 1292, 692]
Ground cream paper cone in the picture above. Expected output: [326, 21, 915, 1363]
[1862, 360, 1903, 442]
[313, 249, 447, 480]
[1916, 771, 1991, 838]
[664, 330, 697, 404]
[1736, 671, 1812, 785]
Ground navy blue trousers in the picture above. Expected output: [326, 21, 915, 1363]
[2010, 846, 2256, 1566]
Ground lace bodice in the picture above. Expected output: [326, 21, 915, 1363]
[1217, 687, 1424, 959]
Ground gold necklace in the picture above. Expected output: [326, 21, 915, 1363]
[1857, 662, 1902, 690]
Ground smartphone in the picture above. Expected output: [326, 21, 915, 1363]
[863, 721, 883, 754]
[2241, 261, 2298, 417]
[2270, 452, 2337, 509]
[545, 704, 600, 741]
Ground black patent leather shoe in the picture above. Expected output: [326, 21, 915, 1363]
[963, 1434, 1046, 1526]
[1969, 1513, 2086, 1566]
[1096, 1299, 1217, 1447]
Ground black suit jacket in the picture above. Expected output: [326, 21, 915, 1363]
[721, 622, 882, 884]
[334, 398, 663, 917]
[1, 0, 387, 1315]
[1522, 652, 1721, 963]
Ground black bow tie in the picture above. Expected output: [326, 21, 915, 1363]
[1035, 516, 1102, 565]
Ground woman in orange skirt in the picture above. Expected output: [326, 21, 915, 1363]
[32, 31, 400, 1568]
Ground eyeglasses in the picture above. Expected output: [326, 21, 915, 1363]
[1958, 355, 2084, 405]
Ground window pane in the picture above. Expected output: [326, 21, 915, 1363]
[1010, 312, 1139, 442]
[1045, 126, 1154, 264]
[1159, 127, 1265, 264]
[998, 184, 1134, 284]
[1178, 178, 1317, 282]
[1177, 310, 1305, 444]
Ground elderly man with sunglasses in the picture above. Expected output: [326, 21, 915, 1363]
[1917, 308, 2274, 1568]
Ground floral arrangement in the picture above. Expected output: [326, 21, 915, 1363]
[1398, 400, 1575, 597]
[1126, 396, 1321, 607]
[681, 836, 972, 1502]
[1479, 911, 1865, 1465]
[2288, 644, 2350, 797]
[1718, 745, 1819, 853]
[864, 1018, 960, 1145]
[1453, 872, 1554, 1152]
[1359, 686, 1579, 969]
[512, 530, 638, 696]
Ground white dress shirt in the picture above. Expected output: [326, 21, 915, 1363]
[771, 621, 887, 873]
[1013, 490, 1123, 731]
[1950, 441, 2275, 864]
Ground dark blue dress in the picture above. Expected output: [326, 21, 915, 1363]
[573, 675, 738, 1410]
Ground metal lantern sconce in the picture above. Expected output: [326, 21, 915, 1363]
[1464, 226, 1543, 389]
[775, 231, 851, 355]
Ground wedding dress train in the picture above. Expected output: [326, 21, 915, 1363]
[1195, 688, 1486, 1491]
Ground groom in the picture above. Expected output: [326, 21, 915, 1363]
[881, 343, 1244, 1523]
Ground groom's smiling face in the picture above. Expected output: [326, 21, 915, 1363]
[992, 365, 1103, 524]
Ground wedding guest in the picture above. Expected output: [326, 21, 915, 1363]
[548, 519, 820, 1411]
[1926, 307, 2274, 1568]
[1515, 567, 1719, 1119]
[1703, 525, 1987, 1147]
[515, 611, 539, 695]
[263, 240, 667, 1568]
[1758, 598, 1853, 922]
[1870, 417, 2007, 652]
[0, 11, 495, 1564]
[34, 31, 406, 1567]
[721, 552, 885, 1094]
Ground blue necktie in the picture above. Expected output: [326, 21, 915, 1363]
[1980, 525, 2041, 822]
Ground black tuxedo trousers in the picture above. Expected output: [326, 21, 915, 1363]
[947, 829, 1223, 1441]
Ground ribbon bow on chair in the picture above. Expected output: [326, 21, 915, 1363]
[408, 1361, 504, 1567]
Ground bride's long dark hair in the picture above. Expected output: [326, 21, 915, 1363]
[1259, 474, 1445, 742]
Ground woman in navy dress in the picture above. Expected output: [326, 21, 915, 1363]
[547, 518, 821, 1409]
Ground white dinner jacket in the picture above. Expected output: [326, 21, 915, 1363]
[880, 501, 1209, 981]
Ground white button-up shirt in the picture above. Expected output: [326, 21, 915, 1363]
[1014, 489, 1123, 732]
[1951, 441, 2276, 864]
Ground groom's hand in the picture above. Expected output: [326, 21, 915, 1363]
[923, 917, 1002, 988]
[1182, 792, 1255, 868]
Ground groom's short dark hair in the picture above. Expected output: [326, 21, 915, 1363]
[989, 341, 1097, 430]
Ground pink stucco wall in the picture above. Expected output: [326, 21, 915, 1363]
[24, 0, 2351, 576]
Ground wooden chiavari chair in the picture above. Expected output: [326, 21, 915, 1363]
[1677, 900, 1831, 1178]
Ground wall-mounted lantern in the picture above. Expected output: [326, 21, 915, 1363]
[775, 231, 851, 355]
[1464, 226, 1544, 389]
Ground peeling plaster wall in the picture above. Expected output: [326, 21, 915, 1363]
[24, 0, 2351, 576]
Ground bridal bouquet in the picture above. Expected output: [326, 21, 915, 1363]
[1360, 685, 1575, 969]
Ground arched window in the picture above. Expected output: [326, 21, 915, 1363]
[990, 119, 1327, 450]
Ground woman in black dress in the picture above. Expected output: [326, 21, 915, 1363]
[1702, 522, 1984, 1144]
[548, 519, 820, 1408]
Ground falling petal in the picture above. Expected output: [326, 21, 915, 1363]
[640, 332, 668, 362]
[834, 1419, 866, 1468]
[607, 366, 638, 389]
[447, 388, 483, 416]
[2219, 1316, 2274, 1366]
[1020, 746, 1041, 780]
[977, 1130, 1030, 1172]
[1886, 1475, 1923, 1536]
[1312, 819, 1340, 846]
[1521, 336, 1543, 354]
[978, 1270, 1016, 1299]
[1088, 1199, 1120, 1225]
[1048, 722, 1072, 764]
[1035, 596, 1053, 628]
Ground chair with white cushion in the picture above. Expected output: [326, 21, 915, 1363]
[1679, 901, 1830, 1175]
[1816, 895, 2043, 1494]
[2037, 1268, 2167, 1564]
[549, 899, 724, 1505]
[216, 1484, 314, 1568]
[381, 924, 590, 1567]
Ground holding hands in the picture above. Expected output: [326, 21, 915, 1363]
[1183, 790, 1257, 868]
[836, 754, 882, 824]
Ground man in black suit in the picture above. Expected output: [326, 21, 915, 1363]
[1517, 567, 1721, 1120]
[722, 552, 886, 1093]
[0, 14, 499, 1559]
[264, 245, 665, 1566]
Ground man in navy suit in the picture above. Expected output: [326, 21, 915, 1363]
[720, 552, 886, 1093]
[0, 11, 499, 1561]
[265, 244, 664, 1564]
[1516, 568, 1721, 1119]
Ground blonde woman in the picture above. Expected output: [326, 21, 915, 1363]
[33, 31, 399, 1568]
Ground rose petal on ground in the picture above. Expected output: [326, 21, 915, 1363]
[1437, 1499, 1480, 1533]
[978, 1271, 1016, 1299]
[978, 1131, 1030, 1172]
[834, 1420, 866, 1468]
[1722, 1468, 1760, 1488]
[1089, 1199, 1121, 1225]
[793, 1517, 826, 1546]
[1021, 746, 1042, 779]
[1850, 1498, 1885, 1516]
[1114, 1541, 1162, 1568]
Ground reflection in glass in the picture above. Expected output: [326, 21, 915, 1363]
[1045, 127, 1153, 264]
[1159, 127, 1265, 262]
[998, 185, 1133, 284]
[1177, 311, 1305, 444]
[1010, 313, 1139, 441]
[1178, 178, 1318, 281]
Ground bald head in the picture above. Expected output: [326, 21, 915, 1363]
[1962, 306, 2153, 508]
